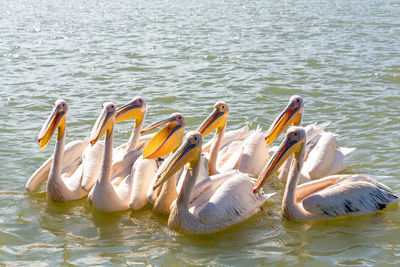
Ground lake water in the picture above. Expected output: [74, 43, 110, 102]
[1, 0, 399, 265]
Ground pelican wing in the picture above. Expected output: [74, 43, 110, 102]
[61, 138, 90, 173]
[295, 174, 350, 202]
[237, 130, 272, 176]
[327, 147, 356, 176]
[303, 122, 326, 156]
[278, 124, 355, 184]
[195, 173, 273, 226]
[26, 137, 89, 192]
[302, 175, 399, 216]
[111, 149, 142, 181]
[327, 150, 345, 176]
[216, 139, 244, 171]
[302, 132, 337, 179]
[26, 156, 52, 192]
[130, 157, 158, 210]
[189, 170, 235, 207]
[202, 126, 249, 153]
[81, 141, 104, 191]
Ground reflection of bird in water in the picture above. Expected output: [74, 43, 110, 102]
[90, 208, 131, 243]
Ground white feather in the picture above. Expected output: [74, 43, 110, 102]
[26, 138, 89, 192]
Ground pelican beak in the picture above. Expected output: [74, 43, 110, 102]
[142, 116, 185, 159]
[38, 105, 66, 151]
[153, 135, 201, 190]
[90, 105, 115, 146]
[253, 135, 300, 193]
[196, 107, 227, 138]
[265, 102, 302, 146]
[115, 101, 145, 128]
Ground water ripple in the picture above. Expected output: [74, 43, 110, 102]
[1, 0, 400, 265]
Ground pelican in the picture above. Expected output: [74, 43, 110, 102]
[28, 100, 88, 201]
[253, 126, 399, 220]
[153, 131, 273, 234]
[27, 97, 149, 195]
[196, 101, 229, 176]
[26, 103, 89, 193]
[129, 113, 185, 214]
[264, 95, 354, 183]
[81, 97, 147, 192]
[202, 125, 250, 154]
[197, 101, 303, 178]
[88, 102, 146, 212]
[197, 102, 264, 176]
[141, 113, 216, 215]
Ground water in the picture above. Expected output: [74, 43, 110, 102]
[1, 0, 399, 265]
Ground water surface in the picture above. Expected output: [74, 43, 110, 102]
[1, 0, 400, 265]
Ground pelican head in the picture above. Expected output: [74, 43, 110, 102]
[115, 97, 146, 128]
[196, 101, 229, 138]
[142, 113, 186, 159]
[265, 95, 303, 146]
[90, 102, 116, 146]
[38, 99, 69, 151]
[254, 126, 306, 193]
[153, 131, 202, 190]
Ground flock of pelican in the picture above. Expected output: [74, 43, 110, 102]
[26, 96, 399, 234]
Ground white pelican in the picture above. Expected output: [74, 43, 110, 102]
[28, 100, 88, 201]
[141, 113, 217, 215]
[129, 113, 185, 214]
[264, 95, 354, 183]
[81, 97, 147, 192]
[197, 101, 298, 178]
[253, 126, 399, 220]
[26, 104, 89, 193]
[202, 125, 250, 154]
[26, 139, 89, 193]
[197, 102, 261, 176]
[153, 131, 273, 234]
[26, 97, 150, 194]
[88, 102, 146, 212]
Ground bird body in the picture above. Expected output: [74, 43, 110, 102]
[264, 96, 354, 184]
[137, 113, 186, 214]
[27, 100, 88, 201]
[155, 132, 273, 234]
[81, 97, 147, 193]
[254, 126, 398, 220]
[26, 137, 89, 193]
[88, 101, 147, 212]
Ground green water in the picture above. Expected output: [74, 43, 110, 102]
[1, 0, 399, 265]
